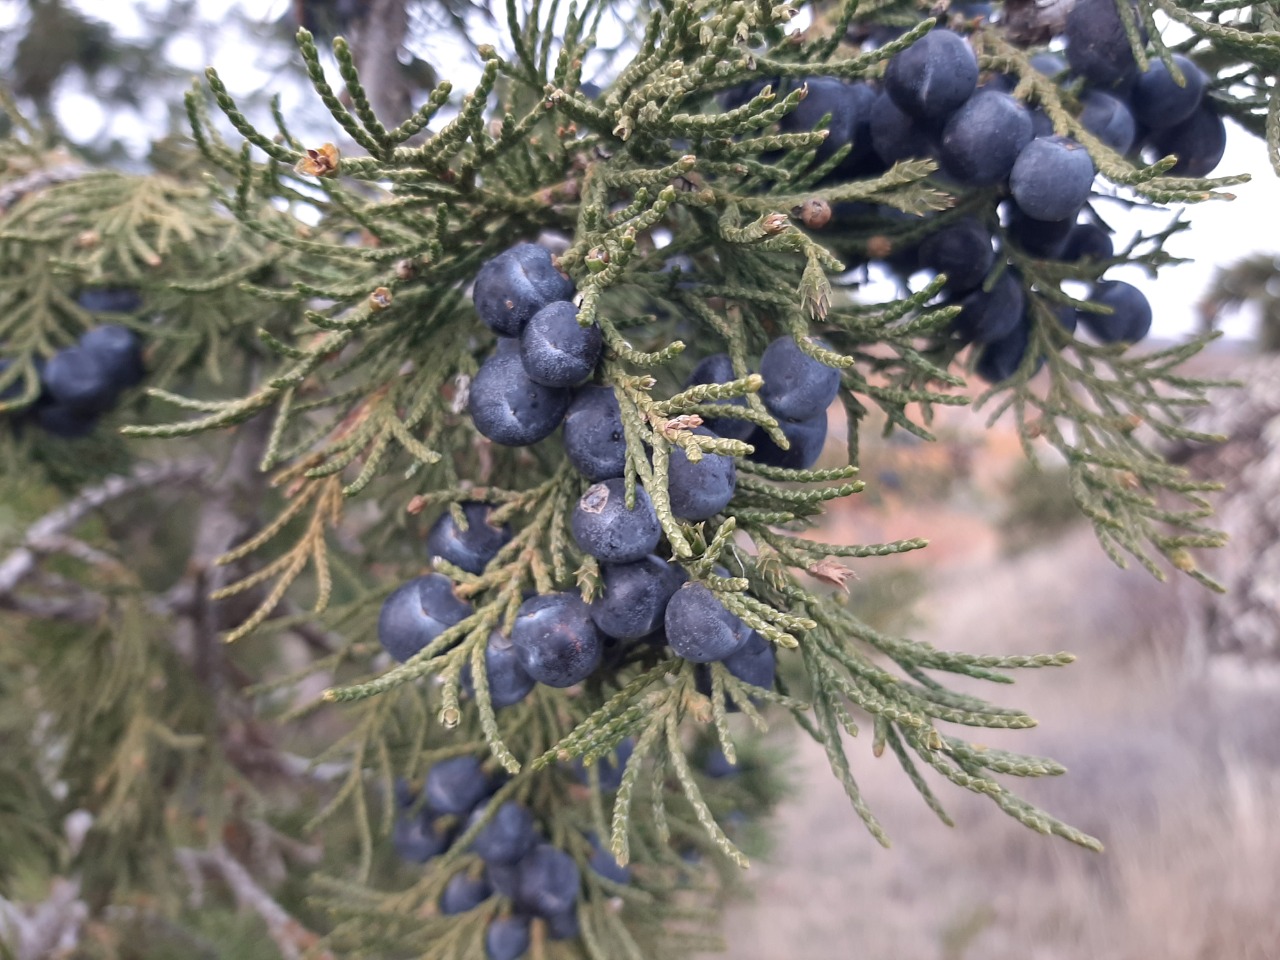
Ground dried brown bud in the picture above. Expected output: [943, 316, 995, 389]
[661, 414, 704, 438]
[395, 259, 417, 281]
[295, 142, 339, 178]
[763, 212, 790, 235]
[75, 229, 100, 249]
[585, 247, 610, 272]
[799, 198, 832, 230]
[369, 287, 393, 311]
[807, 558, 858, 592]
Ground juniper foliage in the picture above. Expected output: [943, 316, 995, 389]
[0, 0, 1277, 957]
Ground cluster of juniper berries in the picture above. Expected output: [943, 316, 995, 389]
[728, 5, 1222, 381]
[1, 288, 145, 437]
[391, 755, 611, 959]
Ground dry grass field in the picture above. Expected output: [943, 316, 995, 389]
[709, 528, 1280, 960]
[707, 349, 1280, 960]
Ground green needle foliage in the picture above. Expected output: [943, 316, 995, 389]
[1, 0, 1279, 957]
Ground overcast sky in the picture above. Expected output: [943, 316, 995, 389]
[7, 0, 1274, 340]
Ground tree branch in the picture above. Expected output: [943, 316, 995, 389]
[175, 846, 335, 960]
[0, 458, 215, 597]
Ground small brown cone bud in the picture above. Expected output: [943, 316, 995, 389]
[762, 212, 789, 235]
[369, 287, 393, 311]
[799, 198, 832, 230]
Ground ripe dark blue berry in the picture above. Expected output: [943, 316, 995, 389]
[574, 738, 634, 792]
[586, 833, 631, 885]
[468, 346, 571, 446]
[1054, 302, 1080, 336]
[76, 287, 142, 313]
[717, 78, 776, 111]
[1131, 54, 1207, 130]
[510, 592, 603, 687]
[884, 29, 979, 124]
[35, 404, 98, 438]
[465, 630, 537, 709]
[869, 91, 935, 166]
[427, 502, 512, 574]
[1079, 90, 1137, 154]
[704, 746, 739, 779]
[778, 78, 859, 164]
[667, 428, 737, 521]
[571, 479, 662, 564]
[722, 629, 776, 694]
[1065, 0, 1140, 90]
[759, 337, 841, 422]
[1010, 137, 1095, 222]
[746, 414, 828, 470]
[440, 871, 492, 914]
[828, 81, 882, 178]
[486, 916, 531, 960]
[1006, 203, 1075, 258]
[562, 386, 627, 481]
[516, 844, 581, 918]
[425, 755, 492, 816]
[377, 574, 472, 663]
[975, 320, 1032, 383]
[665, 583, 749, 663]
[81, 325, 144, 389]
[1060, 222, 1114, 263]
[486, 862, 520, 899]
[41, 346, 116, 414]
[1148, 101, 1226, 177]
[519, 301, 602, 387]
[684, 354, 753, 442]
[918, 218, 994, 293]
[474, 244, 575, 337]
[1080, 280, 1152, 343]
[469, 801, 538, 866]
[695, 621, 774, 711]
[953, 272, 1026, 345]
[392, 809, 453, 863]
[938, 90, 1033, 186]
[588, 555, 685, 641]
[545, 907, 580, 941]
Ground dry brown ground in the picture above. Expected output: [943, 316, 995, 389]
[705, 517, 1280, 960]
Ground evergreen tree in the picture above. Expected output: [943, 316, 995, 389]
[0, 0, 1276, 956]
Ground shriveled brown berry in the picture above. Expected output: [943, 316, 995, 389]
[799, 198, 832, 230]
